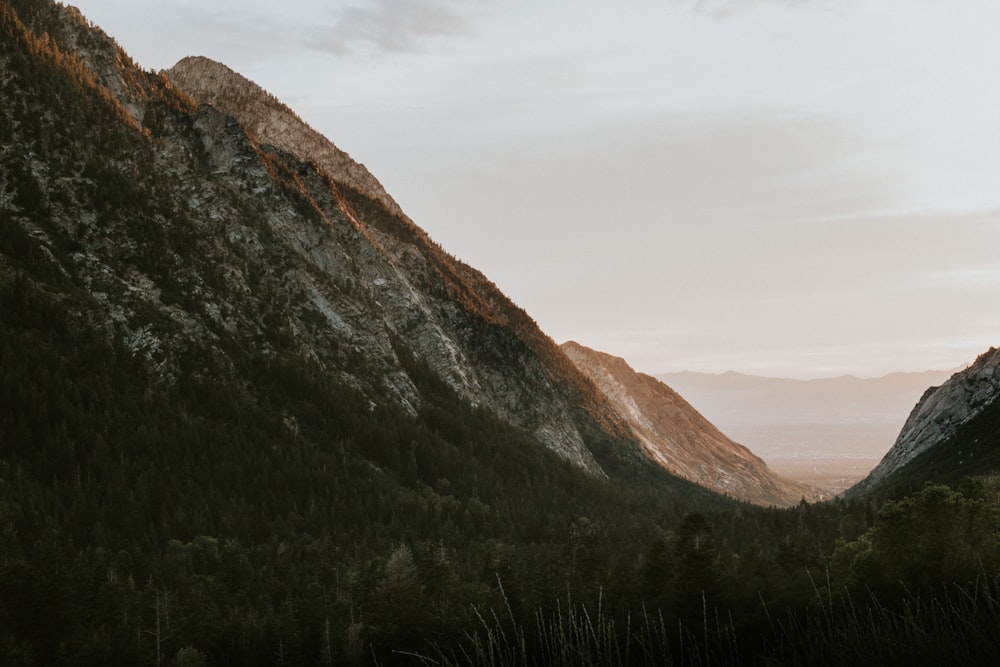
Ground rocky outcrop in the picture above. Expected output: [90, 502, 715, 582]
[562, 342, 817, 506]
[846, 347, 1000, 497]
[165, 56, 402, 218]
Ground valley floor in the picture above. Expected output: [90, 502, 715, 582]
[769, 456, 879, 496]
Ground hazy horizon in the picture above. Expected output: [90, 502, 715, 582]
[655, 364, 965, 382]
[71, 0, 1000, 379]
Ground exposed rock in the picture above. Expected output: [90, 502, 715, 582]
[562, 342, 818, 506]
[165, 56, 402, 218]
[846, 347, 1000, 497]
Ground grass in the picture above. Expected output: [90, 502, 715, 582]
[398, 580, 737, 666]
[761, 576, 1000, 666]
[390, 576, 1000, 666]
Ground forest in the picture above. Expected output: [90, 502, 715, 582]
[2, 0, 1000, 664]
[3, 235, 1000, 665]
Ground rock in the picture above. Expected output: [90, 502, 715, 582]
[562, 342, 818, 506]
[846, 347, 1000, 496]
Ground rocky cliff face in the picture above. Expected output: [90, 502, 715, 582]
[163, 57, 642, 474]
[562, 342, 816, 506]
[0, 2, 635, 476]
[165, 56, 402, 219]
[846, 347, 1000, 497]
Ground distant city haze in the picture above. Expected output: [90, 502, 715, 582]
[659, 368, 958, 493]
[71, 0, 1000, 379]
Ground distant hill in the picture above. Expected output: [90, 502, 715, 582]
[657, 368, 956, 493]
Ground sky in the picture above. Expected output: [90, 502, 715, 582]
[69, 0, 1000, 379]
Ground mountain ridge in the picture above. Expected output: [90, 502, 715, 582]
[0, 3, 909, 502]
[165, 55, 404, 219]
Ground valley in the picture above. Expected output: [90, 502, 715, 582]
[660, 369, 956, 493]
[1, 1, 999, 664]
[731, 424, 882, 494]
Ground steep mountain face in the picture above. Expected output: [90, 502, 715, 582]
[562, 342, 816, 506]
[0, 0, 642, 477]
[846, 347, 1000, 497]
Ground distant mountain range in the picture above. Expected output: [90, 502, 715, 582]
[658, 368, 957, 492]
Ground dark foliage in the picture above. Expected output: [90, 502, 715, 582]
[872, 397, 1000, 502]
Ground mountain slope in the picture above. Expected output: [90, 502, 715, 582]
[0, 0, 649, 478]
[845, 347, 1000, 498]
[563, 342, 816, 506]
[157, 56, 642, 475]
[0, 0, 739, 661]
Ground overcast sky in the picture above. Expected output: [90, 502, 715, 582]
[70, 0, 1000, 378]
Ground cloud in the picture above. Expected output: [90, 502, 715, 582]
[309, 0, 481, 55]
[75, 0, 484, 67]
[688, 0, 845, 19]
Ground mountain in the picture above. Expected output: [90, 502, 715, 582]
[1, 1, 795, 509]
[563, 342, 816, 506]
[844, 347, 1000, 498]
[1, 0, 740, 661]
[154, 57, 662, 477]
[0, 0, 649, 477]
[658, 368, 956, 492]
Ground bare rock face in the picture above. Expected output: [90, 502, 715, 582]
[165, 56, 402, 218]
[561, 342, 817, 506]
[847, 347, 1000, 496]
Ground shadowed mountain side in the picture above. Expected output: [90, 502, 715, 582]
[563, 342, 819, 506]
[0, 0, 710, 491]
